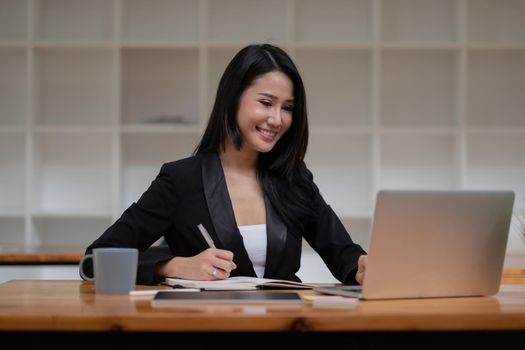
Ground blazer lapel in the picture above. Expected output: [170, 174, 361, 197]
[201, 152, 256, 277]
[263, 195, 287, 278]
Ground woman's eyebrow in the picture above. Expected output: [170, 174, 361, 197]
[257, 92, 294, 103]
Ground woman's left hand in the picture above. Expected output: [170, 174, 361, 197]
[355, 254, 367, 285]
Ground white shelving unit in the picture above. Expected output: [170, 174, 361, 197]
[1, 0, 524, 282]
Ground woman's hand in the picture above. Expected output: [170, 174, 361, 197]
[156, 248, 237, 280]
[355, 254, 367, 285]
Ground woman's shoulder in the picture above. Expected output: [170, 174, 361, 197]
[153, 154, 206, 193]
[162, 154, 198, 168]
[160, 152, 219, 177]
[160, 153, 208, 175]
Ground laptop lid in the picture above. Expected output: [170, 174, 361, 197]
[359, 190, 514, 300]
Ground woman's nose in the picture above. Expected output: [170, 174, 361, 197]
[268, 107, 282, 127]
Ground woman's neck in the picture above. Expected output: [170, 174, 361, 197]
[220, 139, 258, 173]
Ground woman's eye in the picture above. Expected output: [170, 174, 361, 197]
[260, 100, 272, 107]
[283, 105, 294, 112]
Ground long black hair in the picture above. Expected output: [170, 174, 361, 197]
[195, 44, 318, 237]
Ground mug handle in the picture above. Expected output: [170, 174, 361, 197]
[79, 254, 95, 281]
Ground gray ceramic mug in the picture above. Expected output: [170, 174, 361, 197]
[79, 247, 138, 295]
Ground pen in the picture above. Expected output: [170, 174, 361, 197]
[197, 223, 216, 248]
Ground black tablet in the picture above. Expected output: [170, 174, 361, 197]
[151, 291, 302, 304]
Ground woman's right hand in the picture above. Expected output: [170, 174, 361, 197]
[156, 248, 237, 280]
[355, 254, 367, 285]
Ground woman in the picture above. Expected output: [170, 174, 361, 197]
[81, 44, 367, 286]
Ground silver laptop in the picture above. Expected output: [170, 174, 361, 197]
[315, 190, 515, 300]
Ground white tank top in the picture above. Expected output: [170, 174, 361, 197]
[238, 224, 267, 278]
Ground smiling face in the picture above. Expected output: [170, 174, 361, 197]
[235, 70, 294, 155]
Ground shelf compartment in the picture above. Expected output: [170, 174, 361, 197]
[207, 47, 239, 116]
[120, 124, 200, 134]
[0, 47, 26, 126]
[120, 132, 200, 210]
[34, 48, 113, 126]
[121, 48, 199, 126]
[31, 132, 113, 214]
[0, 0, 27, 41]
[34, 0, 113, 42]
[207, 0, 286, 43]
[380, 133, 458, 190]
[467, 51, 525, 127]
[122, 0, 199, 42]
[0, 133, 25, 214]
[466, 133, 525, 204]
[30, 217, 112, 246]
[381, 50, 457, 126]
[0, 217, 25, 245]
[467, 0, 525, 43]
[306, 133, 373, 217]
[294, 0, 371, 42]
[381, 0, 457, 42]
[466, 133, 525, 253]
[295, 49, 372, 127]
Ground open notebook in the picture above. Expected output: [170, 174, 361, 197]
[164, 276, 316, 290]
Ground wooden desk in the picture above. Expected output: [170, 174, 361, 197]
[0, 280, 524, 349]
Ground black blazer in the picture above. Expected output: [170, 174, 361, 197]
[83, 152, 366, 285]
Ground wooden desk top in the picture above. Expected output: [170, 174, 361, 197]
[0, 245, 83, 264]
[0, 280, 524, 332]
